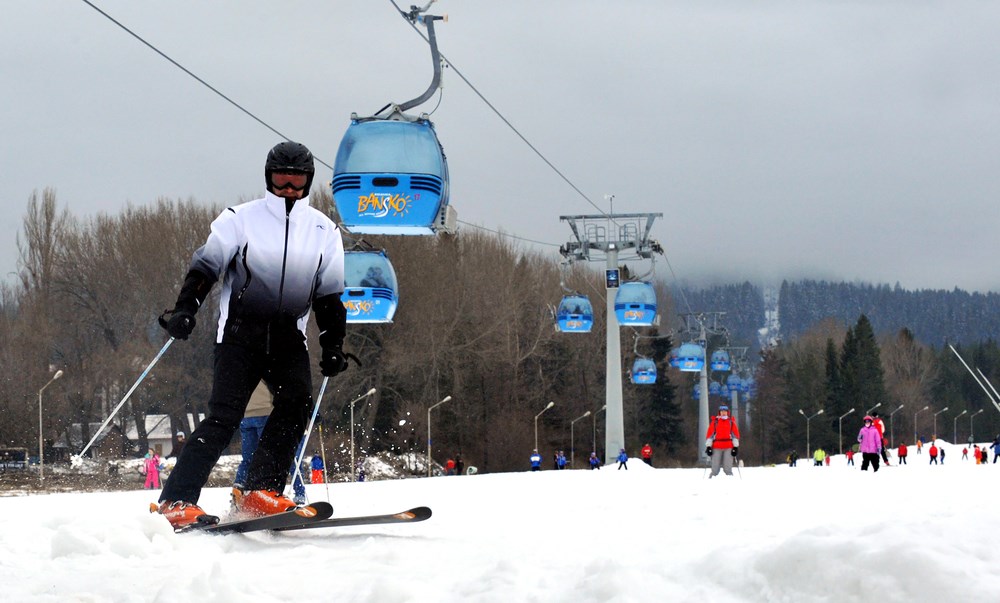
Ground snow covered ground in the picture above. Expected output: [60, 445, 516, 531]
[2, 440, 998, 603]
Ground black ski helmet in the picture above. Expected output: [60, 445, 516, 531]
[265, 141, 316, 196]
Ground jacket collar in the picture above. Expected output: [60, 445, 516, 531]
[264, 190, 310, 218]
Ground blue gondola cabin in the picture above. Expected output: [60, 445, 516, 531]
[631, 358, 657, 384]
[613, 282, 657, 327]
[556, 295, 593, 333]
[340, 250, 399, 323]
[332, 117, 453, 235]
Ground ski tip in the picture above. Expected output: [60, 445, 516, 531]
[396, 506, 432, 521]
[298, 501, 334, 520]
[148, 502, 159, 514]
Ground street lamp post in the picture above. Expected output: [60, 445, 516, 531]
[970, 409, 985, 443]
[932, 407, 950, 442]
[593, 404, 606, 455]
[426, 395, 453, 477]
[913, 405, 930, 444]
[888, 404, 905, 449]
[838, 408, 855, 454]
[865, 402, 882, 416]
[38, 369, 64, 485]
[953, 410, 968, 444]
[798, 408, 824, 459]
[570, 411, 591, 468]
[534, 401, 555, 452]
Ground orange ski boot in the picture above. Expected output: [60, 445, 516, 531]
[150, 501, 218, 530]
[236, 490, 298, 517]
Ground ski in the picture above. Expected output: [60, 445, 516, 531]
[181, 502, 334, 535]
[271, 505, 432, 532]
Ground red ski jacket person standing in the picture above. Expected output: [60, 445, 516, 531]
[705, 405, 740, 478]
[871, 411, 890, 465]
[641, 443, 653, 466]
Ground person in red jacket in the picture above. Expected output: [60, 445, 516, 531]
[845, 449, 855, 466]
[928, 442, 939, 464]
[640, 443, 653, 466]
[897, 443, 908, 465]
[871, 411, 890, 465]
[705, 405, 740, 478]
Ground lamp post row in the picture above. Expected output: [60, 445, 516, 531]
[38, 369, 64, 485]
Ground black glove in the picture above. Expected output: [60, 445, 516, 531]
[731, 447, 739, 457]
[159, 308, 196, 340]
[320, 347, 349, 376]
[705, 446, 713, 456]
[158, 270, 212, 341]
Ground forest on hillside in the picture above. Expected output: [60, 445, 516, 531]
[3, 192, 999, 473]
[673, 280, 1000, 349]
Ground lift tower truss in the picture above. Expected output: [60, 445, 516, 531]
[560, 211, 663, 463]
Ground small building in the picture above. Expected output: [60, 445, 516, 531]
[52, 422, 130, 461]
[125, 414, 203, 457]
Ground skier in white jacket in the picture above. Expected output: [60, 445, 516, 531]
[154, 142, 349, 529]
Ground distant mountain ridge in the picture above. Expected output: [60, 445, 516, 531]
[671, 280, 1000, 349]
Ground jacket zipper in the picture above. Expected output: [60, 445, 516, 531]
[269, 206, 292, 354]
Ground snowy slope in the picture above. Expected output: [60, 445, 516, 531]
[1, 441, 998, 603]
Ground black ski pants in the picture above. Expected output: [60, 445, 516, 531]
[860, 452, 880, 472]
[160, 337, 312, 504]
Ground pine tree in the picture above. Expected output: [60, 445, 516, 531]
[748, 347, 793, 465]
[840, 315, 889, 417]
[635, 335, 684, 454]
[824, 338, 842, 412]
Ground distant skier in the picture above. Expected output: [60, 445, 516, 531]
[813, 447, 826, 466]
[928, 442, 939, 464]
[556, 451, 567, 470]
[530, 449, 542, 471]
[871, 411, 890, 465]
[617, 448, 629, 470]
[589, 452, 601, 470]
[640, 443, 653, 466]
[705, 405, 740, 478]
[897, 443, 908, 465]
[143, 450, 162, 490]
[310, 453, 324, 484]
[858, 416, 882, 472]
[992, 437, 1000, 463]
[845, 449, 855, 466]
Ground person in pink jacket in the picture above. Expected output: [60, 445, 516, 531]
[143, 450, 162, 490]
[857, 416, 882, 472]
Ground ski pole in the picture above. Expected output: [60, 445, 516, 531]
[292, 376, 330, 491]
[318, 424, 331, 501]
[73, 337, 175, 465]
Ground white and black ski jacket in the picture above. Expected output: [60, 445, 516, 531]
[188, 191, 345, 345]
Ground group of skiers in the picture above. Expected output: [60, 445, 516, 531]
[528, 442, 657, 471]
[807, 411, 1000, 474]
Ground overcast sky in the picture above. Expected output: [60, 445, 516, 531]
[3, 1, 999, 293]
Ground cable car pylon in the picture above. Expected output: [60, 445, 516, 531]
[559, 204, 663, 463]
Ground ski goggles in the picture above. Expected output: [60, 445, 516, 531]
[270, 171, 309, 191]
